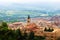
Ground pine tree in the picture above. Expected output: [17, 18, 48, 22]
[48, 27, 51, 32]
[44, 27, 47, 31]
[51, 28, 54, 32]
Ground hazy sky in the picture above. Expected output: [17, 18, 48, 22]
[0, 0, 60, 10]
[0, 0, 60, 17]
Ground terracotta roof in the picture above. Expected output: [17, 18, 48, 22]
[26, 23, 36, 28]
[12, 22, 22, 25]
[26, 23, 39, 31]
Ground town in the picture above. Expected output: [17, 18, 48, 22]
[0, 0, 60, 40]
[8, 15, 60, 40]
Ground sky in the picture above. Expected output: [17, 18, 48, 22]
[0, 0, 60, 17]
[0, 0, 60, 10]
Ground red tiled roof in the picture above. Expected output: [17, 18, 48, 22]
[26, 23, 39, 31]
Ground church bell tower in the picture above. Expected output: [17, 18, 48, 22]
[27, 15, 31, 23]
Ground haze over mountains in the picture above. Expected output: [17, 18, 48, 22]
[0, 9, 60, 22]
[0, 0, 60, 22]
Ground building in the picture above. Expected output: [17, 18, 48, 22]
[8, 22, 24, 30]
[44, 31, 56, 40]
[25, 15, 39, 33]
[27, 15, 31, 25]
[8, 15, 59, 40]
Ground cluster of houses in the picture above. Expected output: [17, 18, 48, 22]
[8, 15, 59, 40]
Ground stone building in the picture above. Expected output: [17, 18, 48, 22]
[44, 31, 56, 40]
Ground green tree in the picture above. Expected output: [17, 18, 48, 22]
[28, 31, 34, 40]
[16, 29, 23, 40]
[23, 31, 28, 40]
[51, 28, 54, 31]
[1, 22, 8, 30]
[47, 27, 51, 32]
[2, 22, 8, 27]
[48, 28, 54, 32]
[34, 36, 45, 40]
[0, 22, 18, 40]
[44, 27, 54, 32]
[44, 27, 47, 31]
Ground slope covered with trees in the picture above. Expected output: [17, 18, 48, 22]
[0, 22, 45, 40]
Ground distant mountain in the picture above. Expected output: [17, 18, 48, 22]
[0, 9, 60, 22]
[49, 16, 60, 26]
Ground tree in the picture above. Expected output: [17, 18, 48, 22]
[28, 31, 34, 40]
[16, 29, 22, 40]
[2, 22, 8, 27]
[1, 22, 8, 30]
[23, 31, 28, 40]
[34, 36, 45, 40]
[47, 27, 51, 32]
[44, 27, 54, 32]
[48, 28, 54, 32]
[0, 22, 20, 40]
[51, 28, 54, 31]
[4, 30, 16, 40]
[44, 27, 47, 31]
